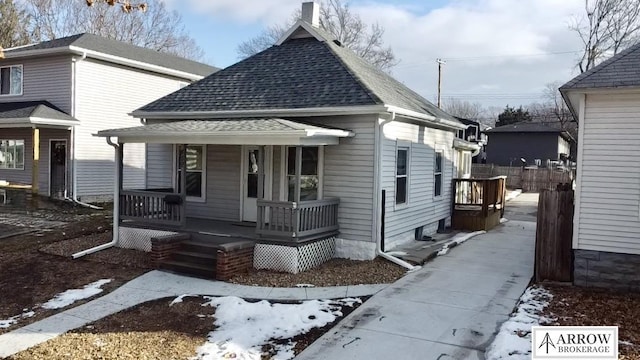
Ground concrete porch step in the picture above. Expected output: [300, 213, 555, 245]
[181, 240, 223, 254]
[160, 259, 216, 279]
[172, 250, 217, 266]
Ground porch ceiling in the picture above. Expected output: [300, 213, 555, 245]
[96, 118, 354, 145]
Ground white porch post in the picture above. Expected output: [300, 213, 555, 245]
[294, 146, 302, 202]
[257, 145, 265, 200]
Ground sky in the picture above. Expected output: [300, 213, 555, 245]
[162, 0, 587, 115]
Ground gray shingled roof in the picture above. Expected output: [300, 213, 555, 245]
[136, 25, 458, 123]
[98, 118, 352, 137]
[5, 33, 217, 77]
[560, 42, 640, 90]
[0, 101, 77, 122]
[485, 122, 573, 141]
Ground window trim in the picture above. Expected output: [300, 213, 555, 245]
[0, 65, 23, 97]
[0, 139, 26, 170]
[395, 142, 411, 208]
[174, 144, 206, 203]
[434, 146, 444, 199]
[281, 145, 323, 202]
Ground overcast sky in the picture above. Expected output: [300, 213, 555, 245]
[164, 0, 587, 114]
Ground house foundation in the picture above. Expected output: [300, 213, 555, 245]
[254, 237, 336, 274]
[574, 249, 640, 292]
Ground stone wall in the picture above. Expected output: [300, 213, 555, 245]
[574, 249, 640, 292]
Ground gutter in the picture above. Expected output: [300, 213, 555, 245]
[385, 105, 467, 131]
[374, 111, 419, 271]
[72, 137, 120, 258]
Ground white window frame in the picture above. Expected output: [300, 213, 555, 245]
[281, 145, 324, 202]
[0, 139, 26, 170]
[0, 65, 23, 96]
[395, 142, 410, 208]
[174, 144, 206, 202]
[434, 147, 444, 199]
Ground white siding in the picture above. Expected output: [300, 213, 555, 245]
[74, 58, 190, 199]
[146, 143, 173, 189]
[186, 145, 242, 221]
[0, 56, 72, 113]
[381, 119, 456, 249]
[310, 115, 376, 244]
[577, 92, 640, 254]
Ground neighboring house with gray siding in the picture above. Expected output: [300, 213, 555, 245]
[96, 2, 477, 274]
[0, 33, 216, 202]
[484, 122, 573, 167]
[561, 41, 640, 291]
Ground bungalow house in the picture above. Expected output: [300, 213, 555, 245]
[483, 122, 573, 167]
[0, 33, 216, 204]
[560, 41, 640, 291]
[94, 2, 479, 276]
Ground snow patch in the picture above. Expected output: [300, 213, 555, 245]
[193, 296, 362, 360]
[485, 286, 553, 360]
[506, 189, 522, 201]
[500, 218, 509, 224]
[295, 284, 315, 288]
[170, 294, 195, 306]
[437, 231, 486, 256]
[41, 279, 112, 310]
[0, 309, 36, 328]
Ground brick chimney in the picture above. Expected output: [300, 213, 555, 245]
[301, 2, 320, 27]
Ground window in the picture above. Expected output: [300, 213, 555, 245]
[0, 65, 23, 95]
[0, 140, 25, 169]
[434, 150, 443, 197]
[287, 147, 319, 201]
[396, 148, 408, 205]
[177, 145, 205, 199]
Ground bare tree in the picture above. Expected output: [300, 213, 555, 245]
[0, 0, 32, 58]
[23, 0, 204, 60]
[571, 0, 640, 72]
[442, 98, 486, 119]
[525, 82, 577, 138]
[237, 0, 397, 71]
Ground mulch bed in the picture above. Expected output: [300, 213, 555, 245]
[542, 284, 640, 359]
[230, 257, 407, 287]
[9, 295, 365, 360]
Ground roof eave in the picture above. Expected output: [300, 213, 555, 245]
[130, 105, 388, 119]
[385, 105, 466, 130]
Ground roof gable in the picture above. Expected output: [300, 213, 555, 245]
[560, 42, 640, 90]
[4, 33, 217, 77]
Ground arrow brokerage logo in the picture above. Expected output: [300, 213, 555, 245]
[532, 326, 618, 359]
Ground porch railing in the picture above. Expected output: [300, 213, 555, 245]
[120, 189, 186, 227]
[256, 198, 340, 241]
[452, 176, 506, 231]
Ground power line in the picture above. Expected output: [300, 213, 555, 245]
[395, 50, 582, 69]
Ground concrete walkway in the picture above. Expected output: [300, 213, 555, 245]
[296, 193, 538, 360]
[0, 272, 387, 358]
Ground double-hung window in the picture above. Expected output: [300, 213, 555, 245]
[177, 145, 206, 200]
[287, 147, 319, 201]
[0, 65, 23, 96]
[434, 150, 443, 197]
[0, 140, 25, 170]
[396, 147, 409, 205]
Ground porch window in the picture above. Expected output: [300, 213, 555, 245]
[435, 150, 443, 197]
[0, 140, 25, 170]
[396, 148, 408, 205]
[287, 146, 319, 201]
[0, 65, 23, 95]
[177, 145, 206, 200]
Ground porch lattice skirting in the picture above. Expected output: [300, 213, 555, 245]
[118, 226, 179, 252]
[254, 237, 336, 274]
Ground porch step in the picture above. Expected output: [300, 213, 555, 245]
[160, 260, 216, 279]
[181, 240, 223, 254]
[172, 250, 217, 267]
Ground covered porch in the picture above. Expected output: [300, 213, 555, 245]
[99, 118, 352, 245]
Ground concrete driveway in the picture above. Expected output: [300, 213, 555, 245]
[296, 193, 538, 360]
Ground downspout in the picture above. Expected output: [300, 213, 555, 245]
[72, 137, 119, 258]
[374, 111, 418, 271]
[67, 51, 101, 209]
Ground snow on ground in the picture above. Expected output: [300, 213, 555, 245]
[41, 279, 112, 310]
[437, 231, 486, 256]
[506, 189, 522, 201]
[0, 310, 34, 328]
[485, 286, 553, 360]
[191, 296, 362, 360]
[500, 218, 509, 224]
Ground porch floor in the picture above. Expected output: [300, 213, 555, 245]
[185, 218, 259, 240]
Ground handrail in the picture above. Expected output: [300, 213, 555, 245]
[256, 198, 340, 241]
[120, 189, 186, 226]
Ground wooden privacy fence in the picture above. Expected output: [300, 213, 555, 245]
[472, 164, 573, 192]
[535, 188, 574, 282]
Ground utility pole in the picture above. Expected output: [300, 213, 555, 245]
[437, 58, 446, 108]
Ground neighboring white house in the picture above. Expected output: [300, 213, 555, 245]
[561, 41, 640, 291]
[0, 34, 217, 202]
[96, 2, 478, 274]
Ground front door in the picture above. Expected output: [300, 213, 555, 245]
[242, 146, 263, 222]
[50, 140, 67, 199]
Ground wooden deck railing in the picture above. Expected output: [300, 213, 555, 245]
[452, 176, 506, 231]
[256, 198, 340, 241]
[120, 189, 186, 227]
